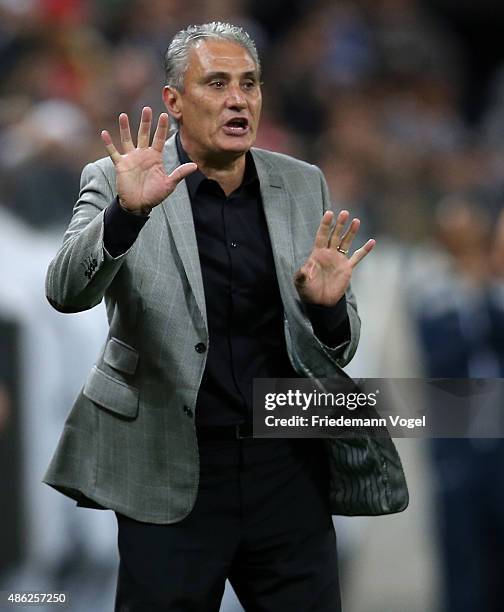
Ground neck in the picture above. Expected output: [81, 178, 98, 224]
[180, 134, 247, 196]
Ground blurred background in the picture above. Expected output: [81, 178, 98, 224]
[2, 0, 504, 610]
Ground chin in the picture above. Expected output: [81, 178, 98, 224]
[219, 137, 254, 154]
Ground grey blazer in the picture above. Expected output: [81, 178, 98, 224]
[44, 135, 408, 523]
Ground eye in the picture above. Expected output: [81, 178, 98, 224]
[209, 81, 225, 89]
[242, 80, 257, 91]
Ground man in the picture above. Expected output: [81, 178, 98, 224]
[44, 22, 390, 611]
[415, 198, 504, 612]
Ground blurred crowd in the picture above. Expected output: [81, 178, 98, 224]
[2, 1, 504, 611]
[1, 0, 504, 237]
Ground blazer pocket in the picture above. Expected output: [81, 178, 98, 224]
[83, 366, 139, 418]
[103, 337, 139, 375]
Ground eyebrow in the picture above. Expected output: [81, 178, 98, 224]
[202, 71, 259, 81]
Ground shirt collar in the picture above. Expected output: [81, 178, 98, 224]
[175, 131, 259, 199]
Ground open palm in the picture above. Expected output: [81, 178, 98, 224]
[294, 210, 375, 306]
[101, 107, 197, 214]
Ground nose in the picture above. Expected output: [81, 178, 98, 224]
[225, 84, 247, 110]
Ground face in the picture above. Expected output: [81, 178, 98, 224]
[163, 39, 262, 161]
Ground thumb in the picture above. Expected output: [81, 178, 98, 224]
[168, 162, 198, 186]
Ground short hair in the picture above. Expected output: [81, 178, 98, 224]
[164, 22, 261, 92]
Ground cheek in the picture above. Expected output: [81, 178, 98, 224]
[186, 94, 213, 118]
[251, 98, 262, 120]
[193, 93, 219, 115]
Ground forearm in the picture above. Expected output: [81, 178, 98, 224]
[309, 285, 360, 367]
[46, 161, 145, 312]
[46, 207, 123, 312]
[304, 295, 350, 348]
[103, 196, 149, 258]
[338, 286, 360, 366]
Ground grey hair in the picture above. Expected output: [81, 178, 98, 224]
[164, 22, 261, 92]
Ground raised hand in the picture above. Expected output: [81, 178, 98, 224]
[294, 210, 375, 306]
[101, 107, 197, 215]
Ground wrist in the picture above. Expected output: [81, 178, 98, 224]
[298, 292, 346, 308]
[118, 198, 152, 216]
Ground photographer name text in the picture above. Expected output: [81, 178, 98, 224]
[264, 414, 427, 430]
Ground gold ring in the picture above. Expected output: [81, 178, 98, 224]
[337, 246, 349, 255]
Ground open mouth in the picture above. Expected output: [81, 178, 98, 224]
[222, 117, 250, 135]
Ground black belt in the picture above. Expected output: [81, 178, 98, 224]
[196, 423, 254, 441]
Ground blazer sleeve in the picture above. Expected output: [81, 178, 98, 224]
[313, 165, 361, 367]
[45, 160, 134, 313]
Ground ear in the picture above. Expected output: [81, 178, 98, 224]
[163, 86, 182, 121]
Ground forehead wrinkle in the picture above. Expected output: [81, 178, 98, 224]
[188, 40, 257, 77]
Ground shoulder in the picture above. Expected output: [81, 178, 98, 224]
[251, 147, 322, 178]
[82, 133, 178, 184]
[78, 155, 117, 196]
[83, 155, 115, 180]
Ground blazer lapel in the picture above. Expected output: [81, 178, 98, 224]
[252, 150, 295, 295]
[159, 142, 296, 326]
[161, 135, 207, 325]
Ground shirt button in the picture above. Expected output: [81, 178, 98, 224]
[194, 342, 207, 353]
[230, 242, 238, 248]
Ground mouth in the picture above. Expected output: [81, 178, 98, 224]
[222, 117, 250, 136]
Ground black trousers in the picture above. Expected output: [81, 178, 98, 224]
[114, 437, 341, 611]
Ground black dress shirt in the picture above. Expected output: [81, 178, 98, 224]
[103, 134, 350, 427]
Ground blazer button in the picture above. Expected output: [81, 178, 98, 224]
[194, 342, 207, 353]
[183, 405, 193, 418]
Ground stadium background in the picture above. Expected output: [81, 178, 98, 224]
[1, 1, 504, 610]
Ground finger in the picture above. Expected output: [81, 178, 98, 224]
[137, 106, 152, 148]
[119, 113, 135, 152]
[152, 113, 170, 152]
[167, 162, 198, 186]
[328, 209, 350, 246]
[100, 130, 121, 164]
[313, 211, 334, 249]
[336, 218, 360, 252]
[349, 239, 376, 268]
